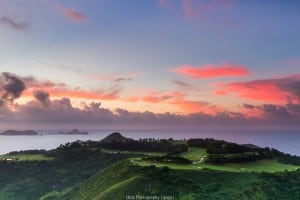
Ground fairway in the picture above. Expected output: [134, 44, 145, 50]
[132, 158, 299, 173]
[180, 147, 207, 162]
[0, 153, 54, 161]
[101, 148, 166, 156]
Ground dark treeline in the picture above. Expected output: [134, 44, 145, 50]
[44, 138, 188, 159]
[142, 155, 192, 164]
[187, 138, 256, 154]
[100, 138, 188, 154]
[206, 152, 261, 164]
[9, 149, 48, 155]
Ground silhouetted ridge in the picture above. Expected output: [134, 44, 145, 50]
[101, 132, 134, 143]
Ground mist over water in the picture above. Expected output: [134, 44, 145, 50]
[0, 129, 299, 155]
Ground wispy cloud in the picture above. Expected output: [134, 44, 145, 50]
[19, 75, 122, 101]
[171, 63, 249, 79]
[159, 0, 235, 25]
[0, 16, 29, 30]
[86, 73, 141, 82]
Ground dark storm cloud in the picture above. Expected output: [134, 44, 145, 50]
[243, 103, 299, 121]
[33, 90, 50, 107]
[279, 78, 300, 100]
[243, 104, 255, 110]
[0, 73, 26, 105]
[22, 76, 66, 88]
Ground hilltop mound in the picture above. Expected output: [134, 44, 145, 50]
[101, 132, 134, 143]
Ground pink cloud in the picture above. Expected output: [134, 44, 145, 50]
[54, 4, 87, 23]
[216, 75, 300, 103]
[171, 64, 250, 79]
[159, 0, 235, 24]
[159, 0, 171, 6]
[182, 0, 196, 19]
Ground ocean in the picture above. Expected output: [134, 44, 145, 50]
[0, 129, 299, 155]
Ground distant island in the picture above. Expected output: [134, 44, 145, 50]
[0, 130, 38, 136]
[48, 129, 88, 135]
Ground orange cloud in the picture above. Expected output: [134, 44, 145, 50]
[123, 91, 222, 115]
[170, 99, 222, 114]
[171, 64, 249, 79]
[123, 91, 183, 104]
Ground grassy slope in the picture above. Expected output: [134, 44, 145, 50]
[40, 160, 300, 200]
[0, 152, 130, 200]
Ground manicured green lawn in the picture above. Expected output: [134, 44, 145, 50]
[101, 148, 166, 156]
[180, 147, 207, 162]
[0, 154, 54, 161]
[223, 160, 299, 172]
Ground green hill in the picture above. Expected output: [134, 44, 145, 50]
[40, 160, 300, 200]
[1, 133, 300, 200]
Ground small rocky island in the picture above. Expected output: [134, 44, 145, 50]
[0, 130, 38, 136]
[49, 129, 88, 135]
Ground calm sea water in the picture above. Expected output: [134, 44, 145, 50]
[0, 129, 299, 155]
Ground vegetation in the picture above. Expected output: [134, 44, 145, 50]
[142, 155, 192, 164]
[40, 160, 300, 200]
[100, 137, 188, 154]
[0, 144, 132, 200]
[0, 132, 300, 199]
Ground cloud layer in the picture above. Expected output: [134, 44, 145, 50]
[1, 72, 300, 129]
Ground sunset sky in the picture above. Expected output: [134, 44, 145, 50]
[0, 0, 299, 129]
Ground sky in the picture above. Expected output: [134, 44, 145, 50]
[0, 0, 299, 129]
